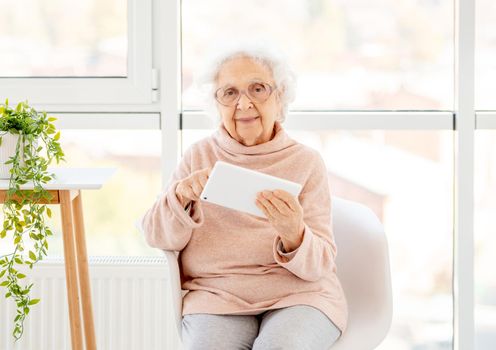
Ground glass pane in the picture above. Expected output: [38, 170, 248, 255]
[0, 0, 127, 77]
[0, 130, 162, 259]
[182, 0, 454, 111]
[475, 131, 496, 349]
[475, 0, 496, 109]
[182, 127, 454, 349]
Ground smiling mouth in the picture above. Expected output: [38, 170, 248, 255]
[235, 116, 259, 122]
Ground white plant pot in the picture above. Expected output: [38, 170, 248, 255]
[0, 133, 27, 180]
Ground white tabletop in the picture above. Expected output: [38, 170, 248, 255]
[0, 167, 116, 190]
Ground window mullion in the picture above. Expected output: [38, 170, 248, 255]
[454, 0, 476, 349]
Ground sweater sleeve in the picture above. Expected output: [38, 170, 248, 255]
[140, 147, 205, 251]
[272, 152, 337, 282]
[276, 239, 298, 259]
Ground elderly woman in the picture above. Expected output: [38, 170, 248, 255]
[141, 42, 348, 350]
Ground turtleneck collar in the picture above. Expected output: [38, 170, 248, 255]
[212, 120, 296, 155]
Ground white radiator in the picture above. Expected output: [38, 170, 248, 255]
[0, 256, 181, 350]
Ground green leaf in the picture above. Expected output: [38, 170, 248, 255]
[53, 131, 60, 141]
[48, 117, 57, 122]
[5, 292, 11, 298]
[28, 298, 40, 305]
[0, 281, 9, 286]
[46, 207, 52, 218]
[0, 270, 5, 278]
[14, 236, 21, 244]
[17, 273, 26, 279]
[28, 251, 36, 261]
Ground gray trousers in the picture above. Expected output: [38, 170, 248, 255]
[182, 305, 341, 350]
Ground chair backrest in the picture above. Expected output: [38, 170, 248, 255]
[331, 196, 393, 349]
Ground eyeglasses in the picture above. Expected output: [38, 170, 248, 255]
[215, 82, 276, 107]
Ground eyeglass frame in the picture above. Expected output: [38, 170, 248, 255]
[214, 81, 277, 107]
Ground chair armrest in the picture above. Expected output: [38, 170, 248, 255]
[134, 218, 184, 340]
[162, 250, 183, 341]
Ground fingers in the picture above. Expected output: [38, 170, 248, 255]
[198, 172, 208, 188]
[191, 168, 211, 193]
[181, 168, 210, 200]
[200, 166, 213, 178]
[179, 182, 196, 201]
[260, 190, 295, 211]
[195, 169, 210, 196]
[191, 180, 203, 197]
[261, 191, 292, 215]
[256, 196, 276, 218]
[272, 189, 298, 211]
[256, 199, 271, 218]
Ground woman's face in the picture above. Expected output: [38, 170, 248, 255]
[215, 56, 283, 146]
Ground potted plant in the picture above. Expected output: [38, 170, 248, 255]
[0, 99, 65, 342]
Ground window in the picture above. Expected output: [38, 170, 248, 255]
[0, 0, 153, 105]
[475, 0, 496, 110]
[182, 0, 454, 110]
[0, 0, 127, 77]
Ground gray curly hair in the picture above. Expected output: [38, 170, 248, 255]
[194, 39, 297, 125]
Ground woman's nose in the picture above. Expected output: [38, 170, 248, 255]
[236, 92, 254, 110]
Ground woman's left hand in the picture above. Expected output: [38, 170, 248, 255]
[256, 189, 305, 252]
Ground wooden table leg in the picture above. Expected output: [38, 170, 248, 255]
[72, 191, 97, 350]
[60, 190, 84, 350]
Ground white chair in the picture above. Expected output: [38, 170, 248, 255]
[330, 196, 392, 349]
[139, 195, 393, 349]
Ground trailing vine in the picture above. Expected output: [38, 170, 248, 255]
[0, 99, 65, 341]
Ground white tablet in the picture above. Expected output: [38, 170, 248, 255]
[200, 161, 303, 218]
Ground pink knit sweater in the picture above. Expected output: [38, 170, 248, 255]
[141, 121, 348, 333]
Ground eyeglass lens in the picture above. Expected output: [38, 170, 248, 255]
[216, 82, 272, 105]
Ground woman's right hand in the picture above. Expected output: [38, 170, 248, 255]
[176, 167, 212, 208]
